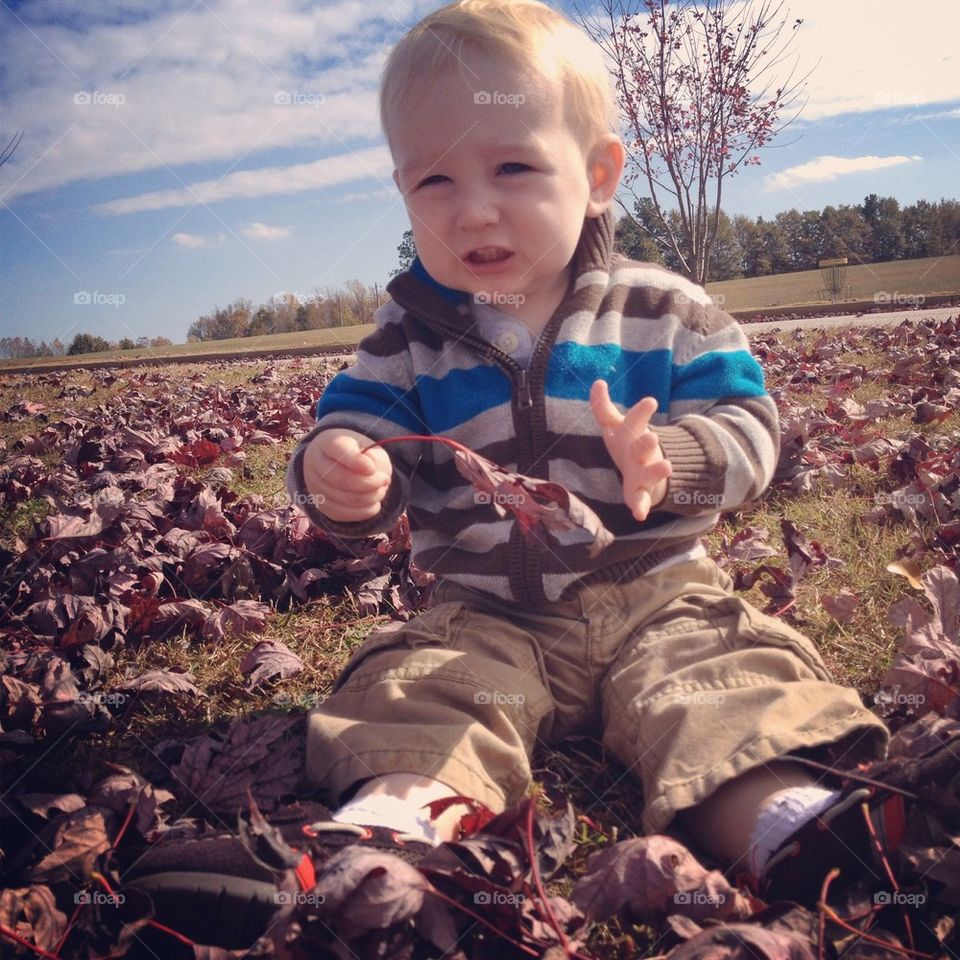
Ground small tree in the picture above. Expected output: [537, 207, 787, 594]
[615, 212, 663, 263]
[67, 333, 111, 355]
[576, 0, 810, 285]
[391, 230, 417, 277]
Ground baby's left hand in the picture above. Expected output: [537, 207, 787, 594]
[590, 380, 672, 522]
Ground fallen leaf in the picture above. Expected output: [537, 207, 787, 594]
[887, 559, 924, 591]
[571, 834, 752, 923]
[239, 639, 304, 689]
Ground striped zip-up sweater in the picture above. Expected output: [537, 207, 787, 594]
[286, 209, 778, 605]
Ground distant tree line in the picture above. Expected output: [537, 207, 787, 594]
[616, 194, 960, 281]
[186, 280, 382, 342]
[0, 334, 172, 360]
[6, 196, 955, 361]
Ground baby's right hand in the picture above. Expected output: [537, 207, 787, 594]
[300, 428, 393, 523]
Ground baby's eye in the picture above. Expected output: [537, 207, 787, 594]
[499, 162, 530, 175]
[416, 174, 448, 188]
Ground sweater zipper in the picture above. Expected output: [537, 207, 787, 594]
[420, 319, 546, 605]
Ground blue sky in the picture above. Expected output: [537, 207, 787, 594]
[1, 0, 958, 347]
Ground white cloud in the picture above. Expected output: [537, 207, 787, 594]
[0, 0, 419, 204]
[240, 222, 291, 240]
[784, 1, 960, 121]
[172, 232, 208, 248]
[335, 187, 398, 204]
[763, 155, 922, 191]
[1, 0, 956, 211]
[94, 144, 392, 215]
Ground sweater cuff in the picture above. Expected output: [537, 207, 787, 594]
[653, 423, 723, 515]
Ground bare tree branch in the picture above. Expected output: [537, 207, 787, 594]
[0, 130, 23, 168]
[576, 0, 814, 285]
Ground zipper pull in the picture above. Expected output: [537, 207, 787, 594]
[517, 368, 533, 409]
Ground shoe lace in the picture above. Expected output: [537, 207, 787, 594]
[303, 821, 424, 845]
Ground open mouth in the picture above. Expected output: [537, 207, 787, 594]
[465, 247, 512, 264]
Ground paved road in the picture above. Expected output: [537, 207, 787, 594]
[745, 305, 957, 334]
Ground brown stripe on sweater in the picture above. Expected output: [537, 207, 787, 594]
[415, 540, 512, 575]
[408, 499, 512, 538]
[360, 315, 446, 358]
[537, 433, 612, 470]
[530, 528, 702, 576]
[598, 276, 736, 338]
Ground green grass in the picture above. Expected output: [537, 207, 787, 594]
[706, 253, 960, 311]
[0, 322, 373, 372]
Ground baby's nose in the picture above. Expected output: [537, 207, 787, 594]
[455, 189, 499, 230]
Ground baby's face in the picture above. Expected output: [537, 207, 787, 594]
[390, 51, 604, 323]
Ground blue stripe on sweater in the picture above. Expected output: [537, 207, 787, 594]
[319, 344, 765, 434]
[546, 342, 765, 407]
[417, 364, 512, 432]
[317, 374, 428, 434]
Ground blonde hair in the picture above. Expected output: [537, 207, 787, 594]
[379, 0, 617, 154]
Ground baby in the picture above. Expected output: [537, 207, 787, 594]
[285, 0, 890, 895]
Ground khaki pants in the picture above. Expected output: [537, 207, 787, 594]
[305, 558, 888, 832]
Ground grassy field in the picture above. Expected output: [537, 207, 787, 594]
[706, 253, 960, 311]
[2, 256, 957, 375]
[0, 322, 370, 372]
[0, 322, 953, 756]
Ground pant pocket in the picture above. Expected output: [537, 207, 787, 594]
[332, 601, 463, 692]
[714, 595, 833, 682]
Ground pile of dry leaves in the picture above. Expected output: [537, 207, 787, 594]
[1, 318, 959, 958]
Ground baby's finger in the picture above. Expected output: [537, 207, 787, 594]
[630, 489, 652, 523]
[635, 458, 673, 488]
[325, 434, 378, 475]
[628, 429, 661, 464]
[311, 458, 389, 494]
[621, 396, 658, 437]
[589, 380, 623, 431]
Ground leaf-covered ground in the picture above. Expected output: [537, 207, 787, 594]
[0, 318, 958, 958]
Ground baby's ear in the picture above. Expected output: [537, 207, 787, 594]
[586, 135, 625, 216]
